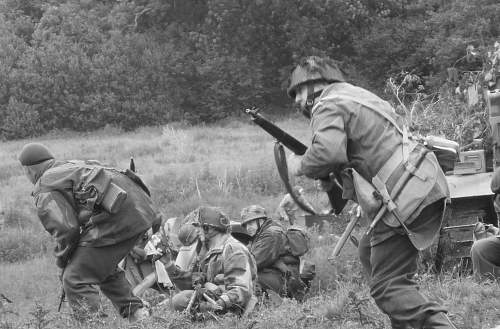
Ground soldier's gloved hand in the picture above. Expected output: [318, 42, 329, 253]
[287, 153, 304, 177]
[198, 300, 224, 313]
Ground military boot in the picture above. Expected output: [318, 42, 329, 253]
[422, 312, 457, 329]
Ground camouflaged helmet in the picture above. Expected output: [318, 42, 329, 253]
[287, 56, 345, 98]
[177, 223, 200, 246]
[198, 206, 230, 231]
[240, 205, 268, 224]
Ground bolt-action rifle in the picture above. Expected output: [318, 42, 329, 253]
[244, 107, 347, 214]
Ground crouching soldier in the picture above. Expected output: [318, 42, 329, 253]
[470, 168, 500, 281]
[169, 206, 257, 317]
[18, 143, 156, 322]
[241, 205, 309, 301]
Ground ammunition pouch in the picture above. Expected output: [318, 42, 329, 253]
[74, 167, 127, 215]
[342, 142, 436, 228]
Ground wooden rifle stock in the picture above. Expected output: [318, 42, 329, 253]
[244, 108, 347, 214]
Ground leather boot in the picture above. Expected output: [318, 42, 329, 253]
[422, 312, 457, 329]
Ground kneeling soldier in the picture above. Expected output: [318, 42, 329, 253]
[170, 206, 257, 317]
[19, 143, 156, 322]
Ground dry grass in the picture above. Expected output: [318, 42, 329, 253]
[1, 116, 500, 329]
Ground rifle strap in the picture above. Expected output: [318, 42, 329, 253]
[273, 143, 316, 215]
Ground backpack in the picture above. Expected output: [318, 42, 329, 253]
[285, 225, 310, 257]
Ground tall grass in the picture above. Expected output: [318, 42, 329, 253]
[1, 117, 500, 328]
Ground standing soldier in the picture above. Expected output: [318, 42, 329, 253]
[276, 185, 316, 226]
[241, 205, 308, 301]
[285, 56, 455, 328]
[18, 143, 156, 322]
[170, 206, 257, 317]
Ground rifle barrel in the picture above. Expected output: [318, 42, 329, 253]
[246, 109, 307, 155]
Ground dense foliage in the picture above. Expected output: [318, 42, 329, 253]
[0, 0, 498, 139]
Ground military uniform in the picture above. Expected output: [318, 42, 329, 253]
[291, 71, 453, 327]
[248, 219, 288, 295]
[171, 235, 257, 314]
[276, 192, 314, 226]
[470, 168, 500, 281]
[32, 159, 156, 318]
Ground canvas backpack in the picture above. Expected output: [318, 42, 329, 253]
[285, 225, 310, 257]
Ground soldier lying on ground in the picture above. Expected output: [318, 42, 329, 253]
[18, 143, 157, 322]
[121, 217, 179, 296]
[168, 206, 257, 318]
[241, 205, 311, 301]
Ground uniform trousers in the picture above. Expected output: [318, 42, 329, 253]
[358, 201, 454, 328]
[62, 233, 144, 319]
[471, 236, 500, 281]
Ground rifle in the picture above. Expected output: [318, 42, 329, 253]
[244, 108, 347, 215]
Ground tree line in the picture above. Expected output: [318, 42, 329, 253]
[0, 0, 498, 140]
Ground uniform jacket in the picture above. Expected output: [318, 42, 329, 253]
[201, 235, 257, 311]
[32, 160, 157, 267]
[300, 82, 449, 245]
[166, 235, 257, 310]
[248, 219, 298, 270]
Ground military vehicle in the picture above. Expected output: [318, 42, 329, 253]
[434, 74, 500, 273]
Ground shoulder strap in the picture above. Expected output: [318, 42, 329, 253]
[318, 94, 410, 162]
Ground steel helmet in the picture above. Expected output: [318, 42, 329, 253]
[287, 56, 345, 99]
[177, 223, 200, 246]
[198, 206, 230, 231]
[18, 143, 54, 166]
[240, 205, 267, 225]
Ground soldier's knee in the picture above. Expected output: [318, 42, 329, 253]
[470, 239, 488, 259]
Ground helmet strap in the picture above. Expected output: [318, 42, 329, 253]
[303, 84, 323, 119]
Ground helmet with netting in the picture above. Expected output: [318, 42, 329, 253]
[287, 56, 345, 98]
[177, 223, 200, 246]
[240, 205, 268, 225]
[198, 206, 230, 231]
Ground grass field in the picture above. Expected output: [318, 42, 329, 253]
[1, 116, 500, 329]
